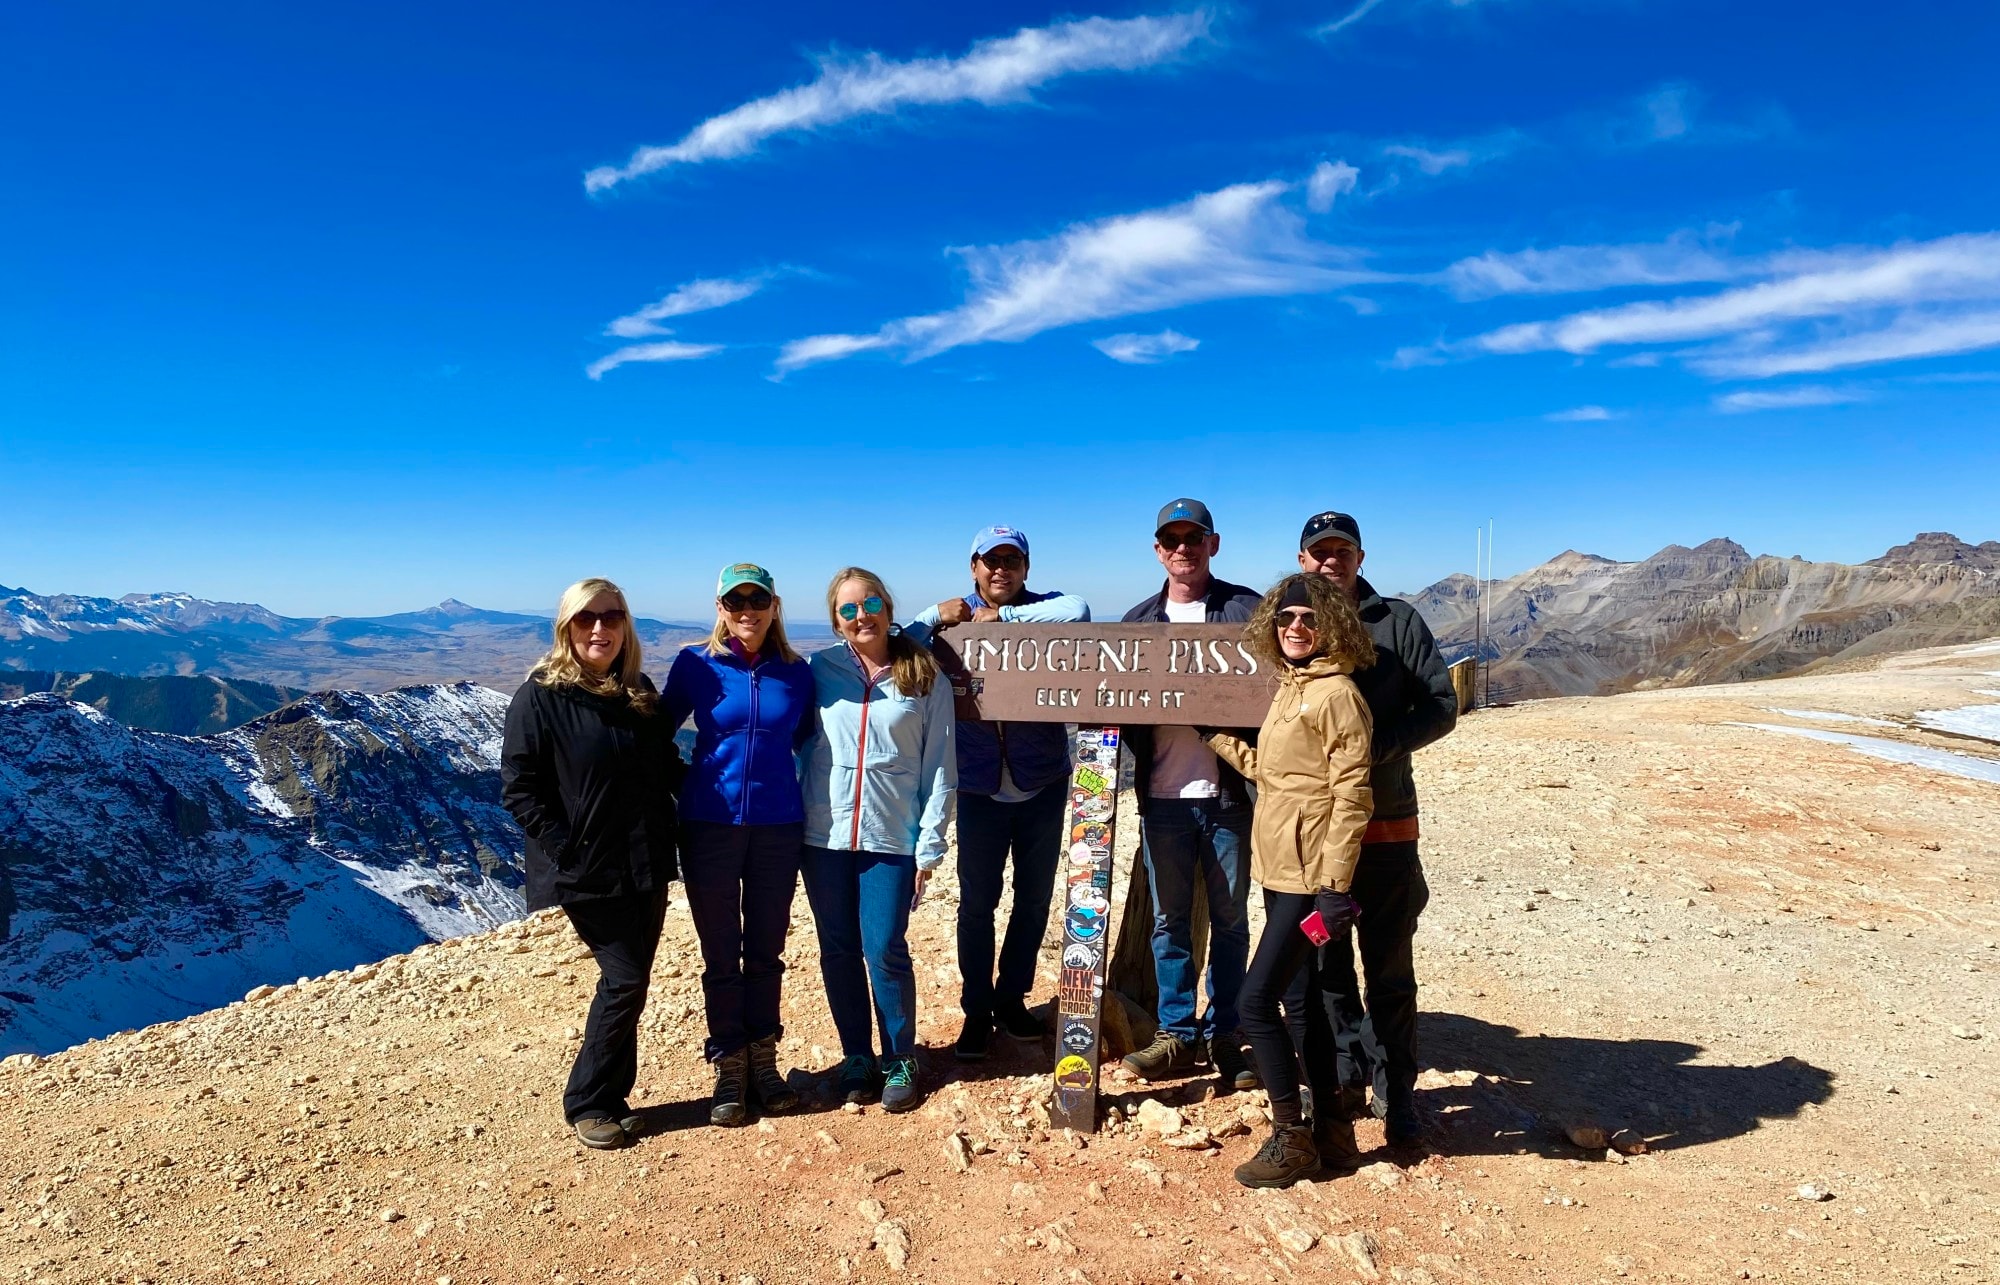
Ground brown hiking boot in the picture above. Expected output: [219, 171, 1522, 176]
[572, 1116, 628, 1150]
[1233, 1123, 1321, 1189]
[747, 1034, 799, 1113]
[709, 1048, 750, 1127]
[1312, 1115, 1362, 1173]
[1121, 1031, 1198, 1081]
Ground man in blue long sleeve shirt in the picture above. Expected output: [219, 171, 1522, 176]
[906, 525, 1091, 1061]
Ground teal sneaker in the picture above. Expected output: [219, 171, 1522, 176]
[880, 1056, 921, 1114]
[837, 1054, 879, 1105]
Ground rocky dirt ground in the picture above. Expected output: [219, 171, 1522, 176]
[3, 641, 1997, 1285]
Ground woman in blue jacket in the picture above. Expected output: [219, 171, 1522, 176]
[661, 563, 816, 1127]
[799, 568, 956, 1112]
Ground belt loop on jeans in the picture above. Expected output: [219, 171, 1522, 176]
[1362, 816, 1420, 844]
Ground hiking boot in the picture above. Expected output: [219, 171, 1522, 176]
[836, 1054, 879, 1106]
[994, 997, 1045, 1041]
[573, 1115, 628, 1150]
[1233, 1123, 1320, 1189]
[617, 1113, 646, 1137]
[1121, 1031, 1198, 1081]
[1383, 1098, 1423, 1149]
[747, 1034, 799, 1113]
[1312, 1115, 1362, 1173]
[1208, 1035, 1256, 1091]
[953, 1014, 992, 1062]
[709, 1048, 750, 1127]
[880, 1056, 921, 1114]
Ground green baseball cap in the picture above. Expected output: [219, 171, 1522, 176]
[716, 562, 776, 596]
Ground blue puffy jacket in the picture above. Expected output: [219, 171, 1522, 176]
[661, 642, 817, 826]
[905, 586, 1091, 797]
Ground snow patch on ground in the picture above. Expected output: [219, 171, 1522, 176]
[1916, 696, 2000, 745]
[1734, 723, 2000, 784]
[1953, 641, 2000, 656]
[1766, 708, 1897, 727]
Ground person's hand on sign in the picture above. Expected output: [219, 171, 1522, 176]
[932, 598, 973, 628]
[970, 606, 1002, 623]
[911, 869, 932, 911]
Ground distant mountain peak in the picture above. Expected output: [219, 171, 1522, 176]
[1867, 532, 1995, 568]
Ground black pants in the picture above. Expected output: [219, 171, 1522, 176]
[561, 888, 670, 1125]
[954, 787, 1067, 1019]
[1320, 840, 1430, 1111]
[680, 819, 804, 1062]
[1240, 888, 1342, 1127]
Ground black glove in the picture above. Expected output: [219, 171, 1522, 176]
[1315, 888, 1361, 934]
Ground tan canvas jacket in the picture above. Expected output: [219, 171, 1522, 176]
[1207, 655, 1374, 894]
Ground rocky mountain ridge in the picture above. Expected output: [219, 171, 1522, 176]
[0, 670, 300, 734]
[0, 683, 524, 1055]
[1410, 531, 2000, 701]
[0, 585, 716, 691]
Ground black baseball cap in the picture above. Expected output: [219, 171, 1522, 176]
[1155, 497, 1214, 536]
[1300, 510, 1363, 553]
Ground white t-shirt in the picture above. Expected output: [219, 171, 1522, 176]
[1148, 597, 1221, 799]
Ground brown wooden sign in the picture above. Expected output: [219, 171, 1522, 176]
[928, 623, 1276, 727]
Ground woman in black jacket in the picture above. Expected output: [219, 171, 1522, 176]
[501, 577, 682, 1150]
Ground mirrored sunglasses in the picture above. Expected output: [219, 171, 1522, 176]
[837, 596, 886, 622]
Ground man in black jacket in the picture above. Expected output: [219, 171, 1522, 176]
[1117, 498, 1264, 1089]
[1298, 509, 1458, 1147]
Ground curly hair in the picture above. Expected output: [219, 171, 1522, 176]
[530, 577, 656, 714]
[1242, 573, 1376, 673]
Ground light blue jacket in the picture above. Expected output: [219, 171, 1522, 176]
[799, 644, 958, 869]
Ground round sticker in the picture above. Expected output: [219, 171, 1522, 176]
[1066, 905, 1104, 941]
[1054, 1055, 1093, 1091]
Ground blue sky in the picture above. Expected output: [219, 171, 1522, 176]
[3, 1, 1996, 622]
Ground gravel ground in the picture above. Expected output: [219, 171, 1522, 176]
[2, 640, 1995, 1285]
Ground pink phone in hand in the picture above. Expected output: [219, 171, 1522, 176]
[1298, 909, 1331, 946]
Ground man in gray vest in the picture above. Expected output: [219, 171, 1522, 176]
[1298, 509, 1458, 1147]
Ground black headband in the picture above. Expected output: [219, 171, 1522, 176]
[1277, 578, 1314, 611]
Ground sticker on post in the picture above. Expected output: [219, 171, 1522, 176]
[1054, 1054, 1093, 1094]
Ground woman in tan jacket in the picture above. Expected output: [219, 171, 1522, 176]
[1204, 573, 1374, 1188]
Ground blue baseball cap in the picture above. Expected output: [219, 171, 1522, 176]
[970, 525, 1030, 559]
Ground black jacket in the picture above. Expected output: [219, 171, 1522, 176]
[501, 677, 683, 913]
[1348, 575, 1457, 821]
[1120, 576, 1265, 815]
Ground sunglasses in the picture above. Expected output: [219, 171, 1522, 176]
[570, 608, 628, 630]
[1156, 530, 1211, 551]
[1277, 608, 1319, 631]
[720, 589, 774, 612]
[836, 596, 886, 622]
[978, 552, 1026, 571]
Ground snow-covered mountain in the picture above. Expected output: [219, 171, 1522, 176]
[0, 584, 722, 690]
[0, 683, 525, 1055]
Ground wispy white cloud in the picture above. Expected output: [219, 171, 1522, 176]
[585, 341, 725, 380]
[585, 11, 1212, 191]
[1306, 160, 1360, 213]
[605, 276, 765, 338]
[1545, 405, 1616, 422]
[1457, 233, 2000, 363]
[774, 179, 1391, 374]
[1093, 330, 1200, 364]
[1440, 231, 1741, 299]
[1693, 310, 2000, 378]
[1713, 386, 1867, 413]
[1312, 0, 1389, 38]
[1380, 142, 1472, 175]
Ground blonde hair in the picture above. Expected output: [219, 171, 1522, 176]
[530, 577, 655, 713]
[704, 577, 802, 665]
[825, 567, 940, 698]
[1243, 573, 1376, 674]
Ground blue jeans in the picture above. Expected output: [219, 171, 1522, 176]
[1140, 798, 1252, 1043]
[800, 846, 918, 1058]
[955, 787, 1067, 1018]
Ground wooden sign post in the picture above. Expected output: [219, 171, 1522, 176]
[930, 623, 1277, 1132]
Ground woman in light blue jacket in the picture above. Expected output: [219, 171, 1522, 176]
[799, 567, 956, 1112]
